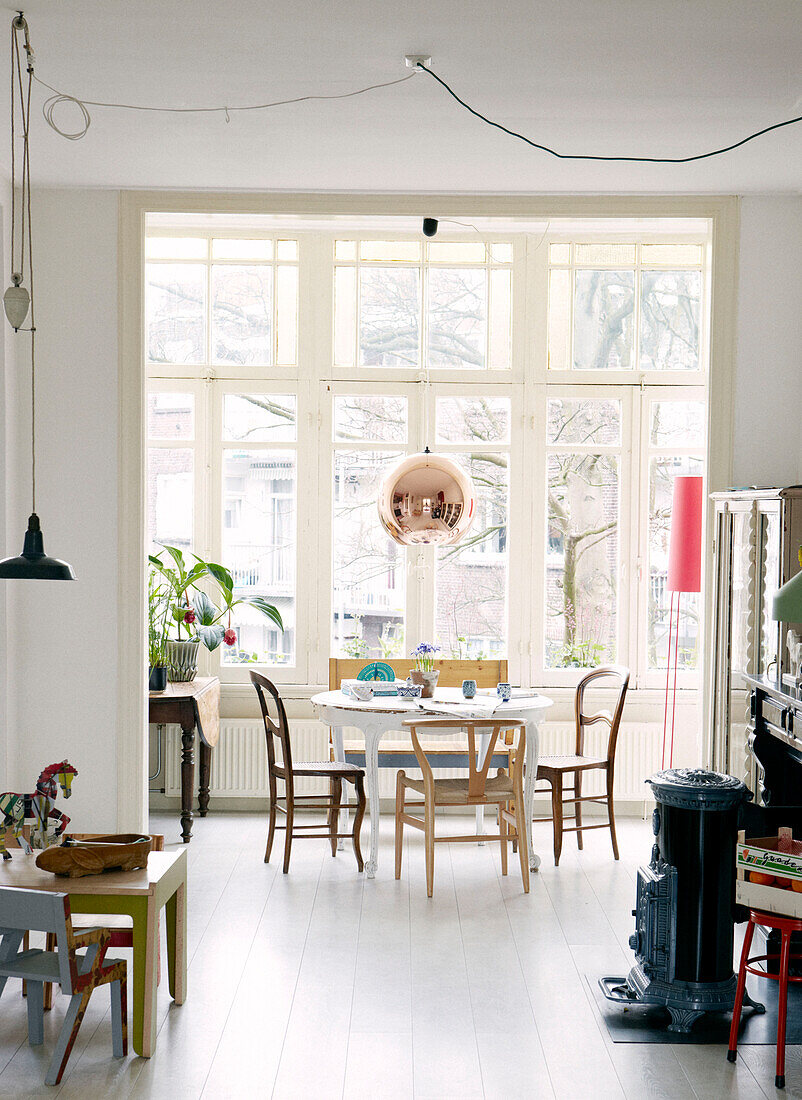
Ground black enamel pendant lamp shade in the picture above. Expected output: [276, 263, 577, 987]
[0, 14, 74, 580]
[0, 514, 75, 581]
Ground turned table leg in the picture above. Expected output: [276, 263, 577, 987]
[198, 741, 211, 817]
[180, 722, 196, 843]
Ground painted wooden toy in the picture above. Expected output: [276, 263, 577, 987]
[0, 761, 78, 859]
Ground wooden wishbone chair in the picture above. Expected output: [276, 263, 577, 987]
[395, 717, 529, 897]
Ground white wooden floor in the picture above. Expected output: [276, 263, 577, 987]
[0, 812, 799, 1099]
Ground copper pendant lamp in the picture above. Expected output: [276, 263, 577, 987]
[0, 14, 75, 581]
[377, 447, 476, 547]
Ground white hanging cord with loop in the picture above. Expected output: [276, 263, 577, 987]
[34, 69, 418, 141]
[8, 12, 37, 509]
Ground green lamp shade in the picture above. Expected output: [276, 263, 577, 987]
[772, 571, 802, 622]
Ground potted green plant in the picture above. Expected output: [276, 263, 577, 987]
[149, 545, 283, 682]
[147, 567, 170, 692]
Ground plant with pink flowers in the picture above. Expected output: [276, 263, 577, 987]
[149, 545, 282, 653]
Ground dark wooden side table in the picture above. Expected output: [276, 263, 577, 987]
[148, 677, 221, 842]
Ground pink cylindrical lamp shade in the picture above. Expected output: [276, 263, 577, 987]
[666, 475, 703, 593]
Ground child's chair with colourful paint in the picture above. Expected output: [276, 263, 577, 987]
[0, 886, 127, 1085]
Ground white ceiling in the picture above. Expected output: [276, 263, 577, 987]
[6, 0, 802, 193]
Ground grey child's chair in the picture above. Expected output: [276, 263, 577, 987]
[0, 886, 127, 1085]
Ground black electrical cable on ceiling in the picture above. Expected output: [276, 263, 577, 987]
[417, 63, 802, 165]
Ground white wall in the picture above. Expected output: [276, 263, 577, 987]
[4, 189, 119, 828]
[0, 174, 12, 791]
[2, 190, 800, 825]
[732, 196, 802, 486]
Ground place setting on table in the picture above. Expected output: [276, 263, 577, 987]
[311, 652, 552, 879]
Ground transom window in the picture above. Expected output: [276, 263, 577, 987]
[144, 218, 711, 690]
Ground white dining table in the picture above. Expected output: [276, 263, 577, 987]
[311, 688, 553, 878]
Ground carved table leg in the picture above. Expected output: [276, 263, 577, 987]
[198, 741, 211, 817]
[180, 723, 196, 843]
[524, 716, 542, 872]
[364, 728, 381, 878]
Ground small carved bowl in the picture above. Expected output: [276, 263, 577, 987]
[35, 834, 152, 878]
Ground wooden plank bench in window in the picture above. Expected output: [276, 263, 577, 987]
[328, 658, 513, 770]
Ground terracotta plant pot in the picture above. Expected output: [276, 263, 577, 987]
[409, 669, 439, 698]
[166, 639, 200, 682]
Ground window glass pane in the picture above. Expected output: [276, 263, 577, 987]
[488, 268, 512, 369]
[642, 244, 703, 266]
[212, 239, 272, 261]
[547, 269, 571, 371]
[547, 398, 621, 445]
[334, 266, 357, 366]
[575, 243, 636, 266]
[277, 239, 298, 261]
[223, 394, 296, 442]
[335, 240, 356, 261]
[147, 393, 194, 440]
[146, 263, 205, 363]
[436, 453, 507, 659]
[334, 395, 407, 443]
[436, 397, 510, 444]
[650, 400, 705, 447]
[212, 265, 273, 365]
[359, 267, 420, 368]
[489, 243, 513, 263]
[427, 268, 487, 369]
[332, 451, 405, 658]
[549, 243, 570, 265]
[574, 269, 634, 370]
[360, 241, 420, 262]
[146, 237, 207, 260]
[640, 270, 701, 371]
[222, 450, 296, 666]
[147, 448, 193, 553]
[545, 453, 619, 667]
[648, 455, 704, 669]
[428, 241, 487, 263]
[276, 266, 298, 364]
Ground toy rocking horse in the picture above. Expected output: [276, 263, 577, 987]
[0, 761, 78, 859]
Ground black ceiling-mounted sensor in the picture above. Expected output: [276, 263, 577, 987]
[422, 218, 438, 237]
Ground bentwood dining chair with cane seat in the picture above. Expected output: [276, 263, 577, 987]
[250, 671, 367, 873]
[535, 665, 630, 866]
[395, 717, 529, 897]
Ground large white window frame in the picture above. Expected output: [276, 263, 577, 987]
[119, 193, 738, 832]
[143, 220, 712, 692]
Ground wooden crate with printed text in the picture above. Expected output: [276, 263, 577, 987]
[735, 827, 802, 918]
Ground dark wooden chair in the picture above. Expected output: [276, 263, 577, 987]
[250, 671, 366, 873]
[535, 665, 630, 866]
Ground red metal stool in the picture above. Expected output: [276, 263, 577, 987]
[728, 908, 802, 1089]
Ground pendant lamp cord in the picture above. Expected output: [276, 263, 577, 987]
[11, 13, 36, 511]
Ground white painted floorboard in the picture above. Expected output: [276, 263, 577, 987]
[0, 812, 793, 1098]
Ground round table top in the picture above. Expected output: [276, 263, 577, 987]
[311, 687, 553, 717]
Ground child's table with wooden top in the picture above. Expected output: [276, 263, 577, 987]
[0, 848, 187, 1056]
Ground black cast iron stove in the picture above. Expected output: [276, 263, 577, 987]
[600, 768, 764, 1032]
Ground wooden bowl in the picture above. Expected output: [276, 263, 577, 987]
[35, 834, 152, 878]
